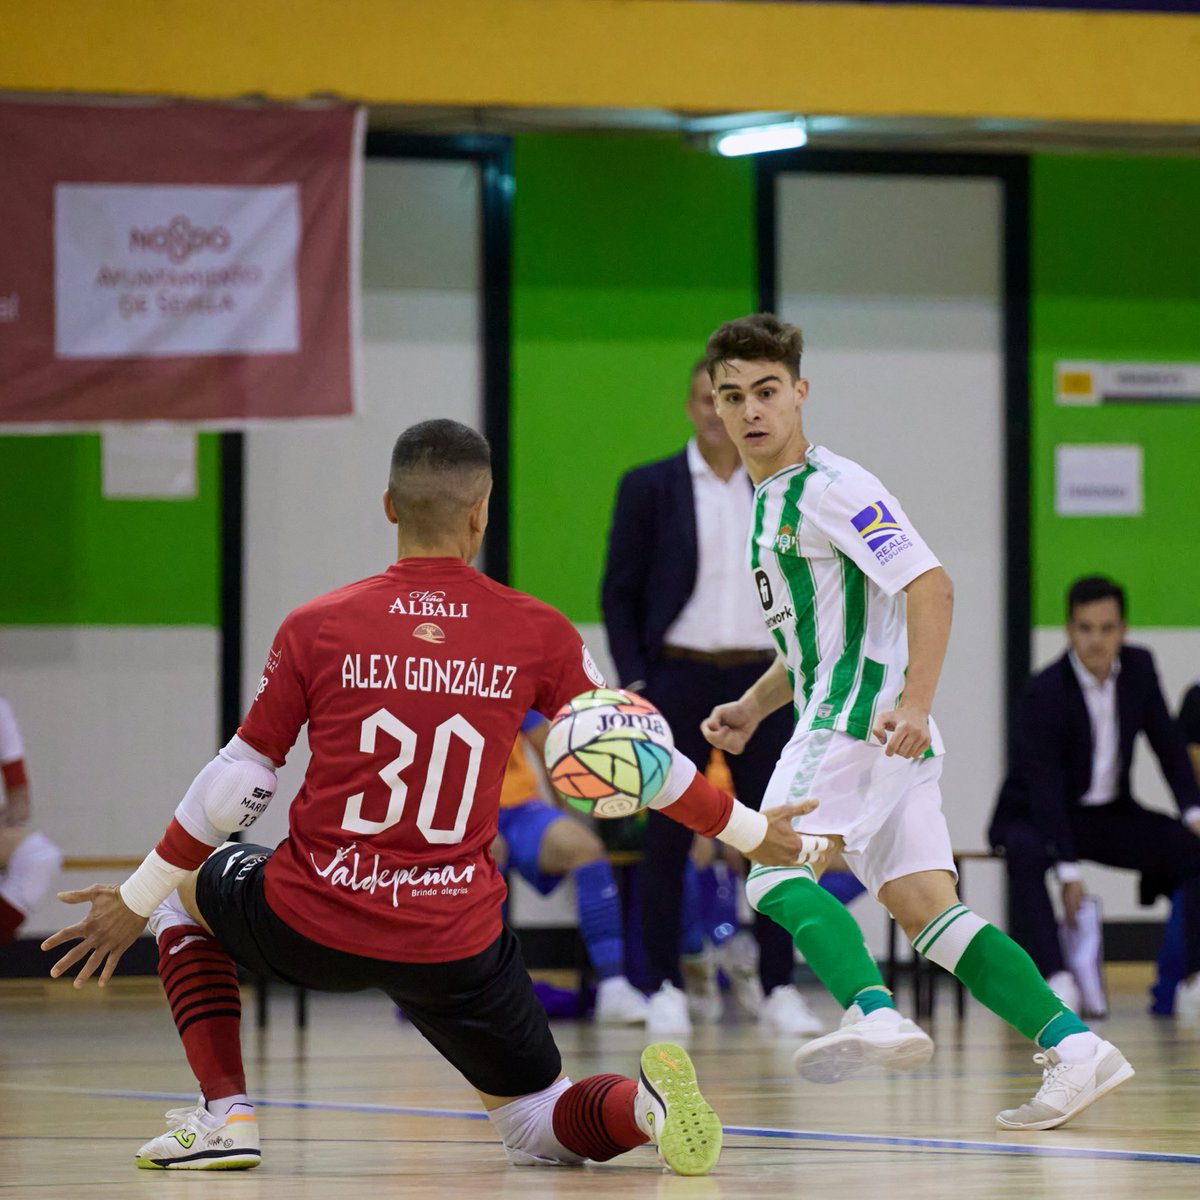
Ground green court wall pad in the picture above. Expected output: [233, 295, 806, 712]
[1031, 154, 1200, 628]
[511, 133, 757, 622]
[0, 433, 221, 625]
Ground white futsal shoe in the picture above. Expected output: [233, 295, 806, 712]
[1174, 974, 1200, 1019]
[792, 1004, 933, 1083]
[135, 1103, 260, 1170]
[682, 948, 722, 1023]
[760, 985, 824, 1036]
[996, 1039, 1133, 1130]
[646, 982, 693, 1037]
[635, 1042, 722, 1176]
[594, 975, 649, 1025]
[718, 931, 766, 1018]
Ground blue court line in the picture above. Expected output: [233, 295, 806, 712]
[72, 1087, 1200, 1165]
[722, 1124, 1200, 1165]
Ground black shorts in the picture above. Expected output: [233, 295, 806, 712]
[195, 843, 561, 1097]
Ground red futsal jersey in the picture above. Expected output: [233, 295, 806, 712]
[239, 557, 606, 963]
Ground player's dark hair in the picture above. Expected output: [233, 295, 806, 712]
[388, 420, 491, 543]
[1067, 575, 1126, 620]
[704, 313, 804, 381]
[689, 356, 709, 383]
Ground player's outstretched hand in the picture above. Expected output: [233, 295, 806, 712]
[41, 884, 147, 989]
[748, 798, 830, 867]
[871, 706, 932, 759]
[701, 698, 761, 755]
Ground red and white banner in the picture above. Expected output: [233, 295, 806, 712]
[0, 100, 363, 425]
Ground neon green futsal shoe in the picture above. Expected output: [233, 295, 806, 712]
[635, 1041, 722, 1175]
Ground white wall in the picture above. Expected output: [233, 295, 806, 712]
[1, 626, 219, 934]
[775, 173, 1006, 952]
[242, 157, 483, 850]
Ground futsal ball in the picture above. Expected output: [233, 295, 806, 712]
[544, 688, 675, 819]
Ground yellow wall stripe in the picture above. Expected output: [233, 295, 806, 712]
[2, 1, 1199, 125]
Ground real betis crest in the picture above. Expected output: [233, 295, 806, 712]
[773, 522, 795, 554]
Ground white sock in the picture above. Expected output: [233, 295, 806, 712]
[147, 891, 195, 940]
[1053, 1031, 1102, 1064]
[207, 1094, 254, 1120]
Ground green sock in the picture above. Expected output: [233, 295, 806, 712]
[913, 903, 1089, 1045]
[755, 874, 890, 1009]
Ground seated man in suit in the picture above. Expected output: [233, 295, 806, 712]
[989, 576, 1200, 1014]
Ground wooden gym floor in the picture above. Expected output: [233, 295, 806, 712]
[1, 965, 1197, 1199]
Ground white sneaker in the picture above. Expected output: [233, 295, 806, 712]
[1046, 970, 1083, 1015]
[594, 975, 649, 1025]
[792, 1004, 933, 1083]
[996, 1039, 1134, 1130]
[634, 1041, 722, 1176]
[759, 985, 824, 1036]
[135, 1103, 260, 1170]
[716, 931, 765, 1018]
[1174, 974, 1200, 1020]
[646, 982, 692, 1037]
[682, 948, 722, 1023]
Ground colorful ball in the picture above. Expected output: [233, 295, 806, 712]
[544, 688, 675, 819]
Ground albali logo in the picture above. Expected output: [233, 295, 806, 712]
[129, 215, 232, 263]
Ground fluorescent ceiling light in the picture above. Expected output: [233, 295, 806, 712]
[712, 118, 807, 157]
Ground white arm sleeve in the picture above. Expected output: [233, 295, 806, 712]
[647, 747, 770, 854]
[172, 734, 278, 847]
[119, 736, 278, 918]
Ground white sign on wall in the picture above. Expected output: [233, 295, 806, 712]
[55, 183, 300, 359]
[1056, 361, 1200, 405]
[1054, 444, 1143, 516]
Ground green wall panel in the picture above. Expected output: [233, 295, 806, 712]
[511, 133, 756, 620]
[1032, 155, 1200, 628]
[0, 433, 221, 625]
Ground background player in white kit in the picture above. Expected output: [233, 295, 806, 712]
[42, 418, 817, 1177]
[699, 314, 1133, 1131]
[0, 695, 62, 953]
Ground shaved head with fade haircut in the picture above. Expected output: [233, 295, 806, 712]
[387, 419, 492, 545]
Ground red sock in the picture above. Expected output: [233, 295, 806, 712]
[157, 925, 246, 1099]
[0, 895, 23, 949]
[551, 1074, 648, 1162]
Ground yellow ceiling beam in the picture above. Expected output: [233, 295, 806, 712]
[2, 1, 1198, 125]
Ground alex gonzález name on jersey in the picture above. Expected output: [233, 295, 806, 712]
[340, 653, 517, 699]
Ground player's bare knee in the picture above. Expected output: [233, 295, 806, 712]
[538, 820, 604, 875]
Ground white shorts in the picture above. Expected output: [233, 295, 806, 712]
[746, 727, 956, 902]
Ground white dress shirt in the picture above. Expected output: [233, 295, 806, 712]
[662, 440, 774, 653]
[1069, 651, 1121, 807]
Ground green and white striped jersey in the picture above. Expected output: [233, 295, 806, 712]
[748, 445, 944, 753]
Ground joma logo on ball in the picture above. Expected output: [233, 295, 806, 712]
[598, 713, 665, 734]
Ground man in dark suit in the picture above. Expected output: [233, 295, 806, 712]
[989, 575, 1200, 1009]
[602, 360, 811, 1037]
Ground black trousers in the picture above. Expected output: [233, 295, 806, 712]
[640, 654, 795, 992]
[994, 801, 1200, 979]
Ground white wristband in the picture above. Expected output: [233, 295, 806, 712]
[119, 849, 192, 919]
[1054, 861, 1082, 884]
[716, 800, 769, 855]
